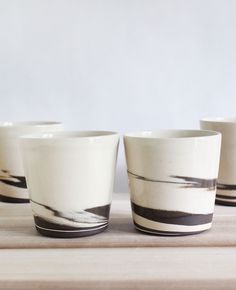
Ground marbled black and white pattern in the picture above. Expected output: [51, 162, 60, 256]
[31, 200, 110, 238]
[0, 169, 28, 203]
[21, 130, 119, 238]
[124, 130, 221, 236]
[201, 118, 236, 207]
[128, 171, 216, 190]
[128, 171, 216, 235]
[216, 183, 236, 206]
[0, 122, 64, 203]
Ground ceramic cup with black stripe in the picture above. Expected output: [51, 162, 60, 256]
[201, 118, 236, 206]
[124, 130, 221, 236]
[20, 131, 119, 238]
[0, 122, 63, 203]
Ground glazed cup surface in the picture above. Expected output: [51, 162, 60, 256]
[124, 130, 221, 236]
[201, 118, 236, 206]
[21, 131, 119, 238]
[0, 122, 63, 203]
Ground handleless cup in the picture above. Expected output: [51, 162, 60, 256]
[21, 131, 119, 238]
[124, 130, 221, 236]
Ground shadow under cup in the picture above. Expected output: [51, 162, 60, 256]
[21, 131, 119, 238]
[124, 130, 221, 236]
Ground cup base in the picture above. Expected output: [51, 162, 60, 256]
[0, 194, 29, 203]
[35, 224, 108, 238]
[134, 222, 209, 236]
[34, 216, 108, 238]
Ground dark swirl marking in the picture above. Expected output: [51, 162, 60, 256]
[31, 200, 110, 224]
[0, 194, 29, 203]
[171, 176, 216, 190]
[217, 183, 236, 191]
[86, 204, 110, 219]
[215, 199, 236, 206]
[132, 202, 213, 226]
[216, 194, 236, 200]
[34, 216, 107, 231]
[34, 216, 108, 238]
[216, 185, 236, 206]
[0, 169, 27, 189]
[127, 171, 216, 190]
[134, 221, 207, 236]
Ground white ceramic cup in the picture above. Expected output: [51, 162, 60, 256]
[20, 131, 119, 238]
[124, 130, 221, 236]
[0, 122, 63, 203]
[201, 118, 236, 206]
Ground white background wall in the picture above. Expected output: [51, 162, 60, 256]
[0, 0, 236, 191]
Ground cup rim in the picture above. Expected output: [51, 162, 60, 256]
[124, 129, 220, 139]
[0, 121, 62, 128]
[201, 117, 236, 124]
[20, 130, 119, 140]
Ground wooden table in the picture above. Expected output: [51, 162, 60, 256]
[0, 193, 235, 289]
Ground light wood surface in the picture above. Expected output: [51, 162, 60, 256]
[0, 247, 236, 290]
[0, 193, 235, 289]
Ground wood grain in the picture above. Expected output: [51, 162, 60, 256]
[0, 247, 235, 290]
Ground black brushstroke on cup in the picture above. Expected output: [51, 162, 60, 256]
[216, 193, 236, 206]
[85, 204, 111, 218]
[133, 221, 206, 236]
[127, 171, 216, 190]
[217, 183, 236, 190]
[0, 170, 27, 188]
[0, 194, 29, 203]
[131, 202, 213, 226]
[31, 200, 110, 238]
[215, 199, 236, 206]
[171, 175, 216, 190]
[34, 216, 108, 238]
[0, 170, 28, 203]
[216, 183, 236, 206]
[216, 194, 236, 200]
[34, 216, 107, 231]
[31, 200, 110, 222]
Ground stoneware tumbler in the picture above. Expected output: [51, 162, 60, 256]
[21, 131, 119, 238]
[0, 122, 63, 203]
[124, 130, 221, 236]
[201, 118, 236, 206]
